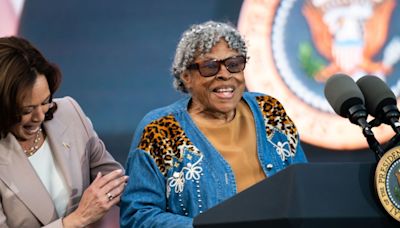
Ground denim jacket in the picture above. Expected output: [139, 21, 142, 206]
[120, 92, 308, 228]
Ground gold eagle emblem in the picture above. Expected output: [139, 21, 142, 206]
[302, 0, 397, 82]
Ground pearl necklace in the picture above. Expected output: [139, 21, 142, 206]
[24, 128, 42, 157]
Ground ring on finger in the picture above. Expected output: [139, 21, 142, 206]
[106, 192, 114, 201]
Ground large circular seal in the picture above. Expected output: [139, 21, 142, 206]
[238, 0, 399, 150]
[375, 146, 400, 222]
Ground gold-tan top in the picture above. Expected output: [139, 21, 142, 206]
[191, 100, 266, 192]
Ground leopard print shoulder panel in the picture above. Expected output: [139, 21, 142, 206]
[138, 115, 198, 176]
[256, 96, 299, 155]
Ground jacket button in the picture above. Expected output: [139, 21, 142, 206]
[266, 164, 273, 170]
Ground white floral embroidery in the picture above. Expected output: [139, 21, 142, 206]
[166, 154, 204, 197]
[183, 155, 203, 181]
[168, 171, 185, 194]
[269, 140, 295, 162]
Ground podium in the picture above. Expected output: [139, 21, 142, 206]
[193, 163, 399, 227]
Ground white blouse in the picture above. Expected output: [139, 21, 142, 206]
[28, 139, 69, 217]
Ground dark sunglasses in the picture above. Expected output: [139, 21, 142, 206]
[187, 55, 246, 77]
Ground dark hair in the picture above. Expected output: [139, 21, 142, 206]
[0, 36, 62, 139]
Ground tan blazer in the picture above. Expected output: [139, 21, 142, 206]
[0, 96, 123, 228]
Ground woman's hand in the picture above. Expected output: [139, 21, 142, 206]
[62, 169, 128, 228]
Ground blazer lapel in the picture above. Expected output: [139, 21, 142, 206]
[0, 134, 58, 225]
[44, 117, 83, 215]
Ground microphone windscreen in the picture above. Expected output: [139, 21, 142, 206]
[356, 75, 396, 116]
[324, 73, 365, 117]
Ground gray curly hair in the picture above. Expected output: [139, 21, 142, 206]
[171, 21, 248, 93]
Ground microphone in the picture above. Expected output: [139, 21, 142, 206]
[324, 73, 384, 158]
[356, 75, 400, 134]
[324, 73, 369, 128]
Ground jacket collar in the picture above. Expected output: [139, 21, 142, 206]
[44, 115, 83, 216]
[0, 133, 57, 224]
[0, 116, 79, 224]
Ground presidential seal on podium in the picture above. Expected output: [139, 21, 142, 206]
[375, 146, 400, 222]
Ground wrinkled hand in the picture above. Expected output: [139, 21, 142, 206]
[63, 169, 128, 228]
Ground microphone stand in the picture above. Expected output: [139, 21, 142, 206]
[368, 116, 400, 154]
[383, 133, 400, 153]
[380, 117, 400, 153]
[380, 105, 400, 152]
[349, 106, 385, 161]
[359, 120, 385, 161]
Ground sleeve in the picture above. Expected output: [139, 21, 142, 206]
[120, 149, 193, 228]
[41, 219, 63, 228]
[65, 96, 124, 178]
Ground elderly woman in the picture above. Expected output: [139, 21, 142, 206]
[120, 21, 307, 227]
[0, 36, 128, 227]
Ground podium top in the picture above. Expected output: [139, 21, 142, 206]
[194, 162, 398, 227]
